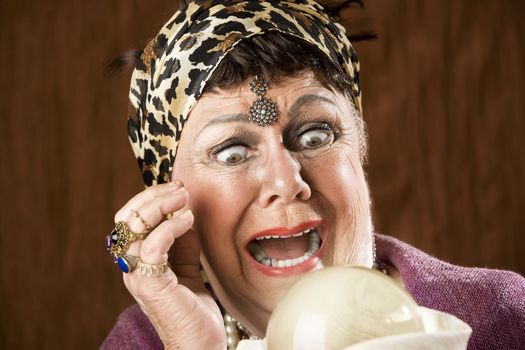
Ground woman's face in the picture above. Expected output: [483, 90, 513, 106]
[172, 71, 373, 336]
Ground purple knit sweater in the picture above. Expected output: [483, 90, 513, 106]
[102, 234, 525, 349]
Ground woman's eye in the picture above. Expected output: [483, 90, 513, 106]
[296, 128, 334, 149]
[214, 145, 248, 165]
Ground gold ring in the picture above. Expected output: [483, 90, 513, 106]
[106, 221, 148, 260]
[137, 261, 169, 278]
[132, 209, 152, 232]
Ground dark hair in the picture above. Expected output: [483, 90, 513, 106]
[203, 31, 354, 96]
[203, 31, 368, 161]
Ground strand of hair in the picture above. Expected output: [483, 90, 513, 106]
[104, 50, 143, 77]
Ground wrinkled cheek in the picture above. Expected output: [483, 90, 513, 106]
[343, 176, 373, 266]
[185, 174, 249, 266]
[328, 157, 373, 267]
[189, 187, 231, 243]
[190, 192, 221, 233]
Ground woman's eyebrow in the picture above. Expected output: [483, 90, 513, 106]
[288, 94, 336, 118]
[198, 113, 250, 136]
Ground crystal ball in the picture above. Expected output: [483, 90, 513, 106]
[266, 266, 425, 350]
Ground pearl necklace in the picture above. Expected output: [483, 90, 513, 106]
[223, 313, 258, 350]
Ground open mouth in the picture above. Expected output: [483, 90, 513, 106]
[246, 223, 324, 269]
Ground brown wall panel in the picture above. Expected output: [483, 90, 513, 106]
[354, 0, 525, 272]
[1, 0, 523, 348]
[0, 1, 177, 348]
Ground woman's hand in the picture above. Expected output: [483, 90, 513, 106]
[114, 181, 226, 349]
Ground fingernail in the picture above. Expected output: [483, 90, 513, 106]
[178, 210, 193, 221]
[173, 186, 187, 197]
[169, 180, 185, 192]
[170, 179, 184, 187]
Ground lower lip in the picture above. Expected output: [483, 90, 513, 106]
[246, 224, 327, 277]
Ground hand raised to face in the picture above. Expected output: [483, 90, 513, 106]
[113, 181, 226, 349]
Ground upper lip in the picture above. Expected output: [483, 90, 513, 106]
[245, 220, 324, 247]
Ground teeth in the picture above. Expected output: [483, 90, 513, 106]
[250, 229, 322, 268]
[253, 251, 266, 261]
[255, 229, 312, 241]
[310, 233, 321, 244]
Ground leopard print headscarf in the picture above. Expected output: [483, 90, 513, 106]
[128, 0, 361, 186]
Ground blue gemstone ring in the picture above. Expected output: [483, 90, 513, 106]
[117, 254, 140, 273]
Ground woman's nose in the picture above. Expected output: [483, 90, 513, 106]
[256, 145, 311, 208]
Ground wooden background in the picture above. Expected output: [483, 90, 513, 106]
[1, 0, 523, 348]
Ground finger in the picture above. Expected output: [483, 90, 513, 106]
[125, 206, 193, 258]
[115, 190, 189, 260]
[170, 230, 202, 278]
[125, 187, 189, 235]
[123, 210, 194, 292]
[140, 209, 194, 264]
[114, 180, 183, 223]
